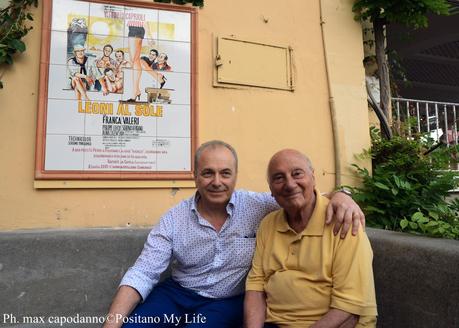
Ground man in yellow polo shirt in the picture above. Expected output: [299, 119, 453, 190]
[244, 149, 377, 328]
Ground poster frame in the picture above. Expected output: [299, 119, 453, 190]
[35, 0, 198, 180]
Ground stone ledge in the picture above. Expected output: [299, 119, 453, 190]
[367, 228, 459, 328]
[0, 227, 458, 327]
[0, 228, 150, 322]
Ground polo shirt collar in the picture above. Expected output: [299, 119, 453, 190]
[276, 189, 326, 236]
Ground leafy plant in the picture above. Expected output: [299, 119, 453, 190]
[348, 127, 459, 239]
[0, 0, 37, 89]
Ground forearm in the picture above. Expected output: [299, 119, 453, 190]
[325, 190, 365, 237]
[103, 285, 142, 328]
[244, 290, 267, 328]
[322, 191, 332, 199]
[323, 189, 349, 200]
[311, 309, 357, 328]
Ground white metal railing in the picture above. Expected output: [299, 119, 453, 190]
[392, 97, 459, 145]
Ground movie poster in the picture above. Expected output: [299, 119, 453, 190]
[37, 0, 195, 178]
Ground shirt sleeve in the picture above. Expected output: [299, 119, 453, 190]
[330, 228, 378, 317]
[243, 191, 280, 215]
[67, 60, 77, 78]
[119, 211, 174, 301]
[245, 218, 268, 292]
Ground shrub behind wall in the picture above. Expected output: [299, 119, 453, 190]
[349, 127, 459, 239]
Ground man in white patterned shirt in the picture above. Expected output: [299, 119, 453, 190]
[103, 140, 365, 328]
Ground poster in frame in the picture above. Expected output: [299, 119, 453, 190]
[35, 0, 197, 180]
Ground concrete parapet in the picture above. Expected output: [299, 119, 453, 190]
[367, 228, 459, 327]
[0, 228, 149, 326]
[0, 227, 458, 327]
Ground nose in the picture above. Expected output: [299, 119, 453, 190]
[212, 174, 222, 187]
[284, 175, 296, 191]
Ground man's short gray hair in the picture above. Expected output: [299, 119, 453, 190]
[194, 140, 238, 176]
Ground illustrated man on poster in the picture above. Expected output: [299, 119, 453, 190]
[94, 44, 117, 93]
[101, 68, 122, 95]
[67, 44, 94, 101]
[114, 50, 131, 92]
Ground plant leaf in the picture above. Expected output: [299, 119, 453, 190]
[411, 211, 424, 222]
[10, 39, 26, 52]
[374, 182, 390, 190]
[400, 219, 409, 229]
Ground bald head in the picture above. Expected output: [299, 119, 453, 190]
[267, 149, 313, 182]
[267, 149, 316, 214]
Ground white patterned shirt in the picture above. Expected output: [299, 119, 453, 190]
[120, 189, 279, 300]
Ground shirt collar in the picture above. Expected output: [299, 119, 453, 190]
[276, 189, 328, 236]
[191, 191, 236, 217]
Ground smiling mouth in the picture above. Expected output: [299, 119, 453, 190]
[284, 192, 301, 199]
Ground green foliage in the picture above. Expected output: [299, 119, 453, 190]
[154, 0, 204, 8]
[0, 0, 37, 89]
[352, 0, 451, 28]
[348, 127, 459, 239]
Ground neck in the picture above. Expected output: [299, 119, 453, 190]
[197, 197, 229, 232]
[285, 192, 316, 233]
[198, 198, 228, 217]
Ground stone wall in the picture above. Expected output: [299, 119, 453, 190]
[1, 228, 458, 327]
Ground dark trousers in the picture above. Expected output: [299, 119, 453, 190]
[122, 278, 244, 327]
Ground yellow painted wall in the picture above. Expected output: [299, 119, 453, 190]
[0, 0, 370, 230]
[319, 0, 372, 185]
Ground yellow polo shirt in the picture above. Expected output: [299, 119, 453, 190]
[246, 192, 377, 327]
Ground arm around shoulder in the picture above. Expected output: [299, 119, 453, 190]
[325, 191, 365, 238]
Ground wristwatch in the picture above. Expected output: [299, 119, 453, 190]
[337, 187, 352, 197]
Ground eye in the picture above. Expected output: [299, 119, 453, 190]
[292, 170, 305, 178]
[221, 171, 232, 178]
[271, 175, 284, 183]
[201, 170, 213, 178]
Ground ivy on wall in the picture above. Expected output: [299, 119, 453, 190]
[0, 0, 37, 88]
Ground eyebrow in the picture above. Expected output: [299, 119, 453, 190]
[200, 167, 233, 173]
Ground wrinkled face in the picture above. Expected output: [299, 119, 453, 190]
[148, 51, 157, 61]
[103, 46, 113, 57]
[268, 150, 315, 212]
[115, 51, 124, 62]
[195, 146, 237, 209]
[74, 49, 85, 60]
